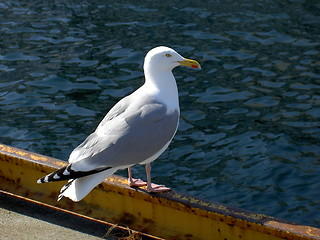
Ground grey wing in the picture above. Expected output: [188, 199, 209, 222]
[70, 100, 179, 172]
[112, 103, 180, 165]
[68, 96, 131, 164]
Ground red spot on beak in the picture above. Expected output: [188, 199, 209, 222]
[191, 65, 198, 68]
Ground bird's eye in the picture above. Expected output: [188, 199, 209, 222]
[165, 53, 172, 57]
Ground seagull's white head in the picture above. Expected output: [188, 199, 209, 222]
[144, 46, 201, 72]
[142, 46, 201, 110]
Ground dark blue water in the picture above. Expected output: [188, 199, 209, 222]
[0, 0, 319, 228]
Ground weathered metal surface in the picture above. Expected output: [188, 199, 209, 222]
[0, 190, 160, 240]
[0, 143, 319, 240]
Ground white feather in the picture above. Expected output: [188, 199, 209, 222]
[58, 168, 119, 202]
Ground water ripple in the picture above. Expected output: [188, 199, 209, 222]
[0, 52, 40, 61]
[0, 0, 319, 228]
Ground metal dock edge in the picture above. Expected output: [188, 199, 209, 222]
[0, 143, 319, 240]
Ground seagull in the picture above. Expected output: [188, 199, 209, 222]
[37, 46, 201, 202]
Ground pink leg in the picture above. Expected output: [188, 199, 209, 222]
[146, 163, 171, 192]
[128, 167, 147, 187]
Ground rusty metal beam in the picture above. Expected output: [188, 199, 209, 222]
[0, 190, 161, 240]
[0, 143, 319, 240]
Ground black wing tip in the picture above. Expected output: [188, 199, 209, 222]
[36, 166, 70, 184]
[37, 178, 44, 184]
[36, 165, 113, 184]
[37, 174, 51, 183]
[57, 194, 63, 201]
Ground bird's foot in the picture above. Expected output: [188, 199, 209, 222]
[147, 183, 171, 193]
[129, 178, 147, 187]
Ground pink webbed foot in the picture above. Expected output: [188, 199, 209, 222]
[129, 178, 147, 187]
[147, 183, 171, 193]
[144, 163, 171, 193]
[127, 167, 147, 187]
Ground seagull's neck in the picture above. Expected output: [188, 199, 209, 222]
[142, 68, 179, 112]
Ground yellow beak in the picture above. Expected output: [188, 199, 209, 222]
[178, 58, 201, 69]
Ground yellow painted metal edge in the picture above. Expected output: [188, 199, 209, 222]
[0, 143, 319, 240]
[0, 189, 163, 240]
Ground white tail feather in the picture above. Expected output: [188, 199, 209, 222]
[58, 168, 118, 202]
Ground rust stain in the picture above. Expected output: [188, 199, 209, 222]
[0, 144, 13, 152]
[29, 154, 48, 161]
[16, 150, 28, 156]
[1, 143, 320, 240]
[265, 221, 320, 238]
[107, 176, 129, 186]
[117, 212, 137, 226]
